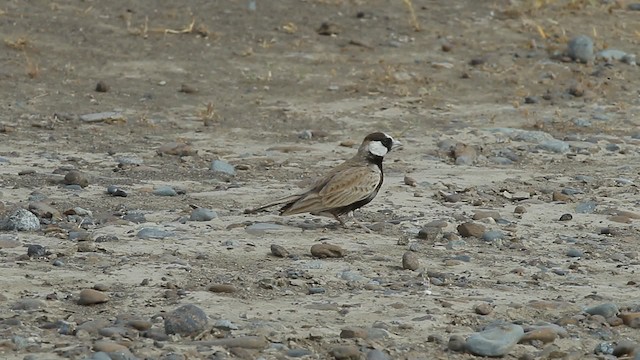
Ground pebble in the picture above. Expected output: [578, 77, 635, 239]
[95, 80, 110, 92]
[620, 312, 640, 328]
[585, 303, 619, 318]
[211, 160, 236, 176]
[566, 248, 583, 258]
[137, 228, 174, 239]
[575, 201, 597, 214]
[514, 205, 527, 214]
[52, 259, 64, 266]
[474, 303, 493, 315]
[538, 139, 569, 153]
[270, 244, 289, 258]
[404, 175, 417, 187]
[447, 335, 466, 352]
[0, 209, 41, 231]
[465, 323, 524, 357]
[64, 170, 89, 188]
[567, 35, 594, 63]
[28, 202, 61, 219]
[12, 299, 46, 310]
[310, 243, 345, 258]
[457, 222, 486, 238]
[80, 111, 124, 123]
[107, 185, 128, 197]
[123, 212, 146, 224]
[330, 345, 361, 360]
[77, 289, 109, 305]
[472, 210, 501, 220]
[127, 319, 152, 331]
[93, 340, 130, 353]
[482, 230, 504, 242]
[116, 157, 143, 166]
[402, 251, 420, 270]
[189, 208, 217, 221]
[308, 287, 325, 294]
[164, 304, 209, 336]
[153, 186, 178, 196]
[559, 213, 573, 221]
[214, 319, 238, 330]
[417, 226, 442, 241]
[27, 244, 47, 257]
[287, 348, 313, 357]
[594, 342, 615, 355]
[366, 349, 390, 360]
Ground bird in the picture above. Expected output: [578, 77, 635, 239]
[246, 132, 401, 231]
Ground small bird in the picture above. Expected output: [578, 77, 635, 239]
[247, 132, 401, 230]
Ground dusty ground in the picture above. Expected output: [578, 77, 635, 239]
[1, 0, 640, 359]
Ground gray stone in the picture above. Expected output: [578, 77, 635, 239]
[576, 201, 597, 214]
[567, 35, 594, 63]
[91, 352, 113, 360]
[287, 348, 313, 358]
[597, 49, 628, 62]
[572, 118, 591, 127]
[153, 186, 178, 197]
[585, 303, 619, 318]
[482, 230, 504, 242]
[137, 228, 174, 239]
[123, 212, 146, 224]
[566, 248, 584, 258]
[1, 209, 40, 231]
[465, 323, 524, 357]
[366, 349, 391, 360]
[189, 208, 217, 221]
[538, 139, 569, 153]
[211, 160, 236, 176]
[213, 319, 238, 330]
[164, 304, 209, 336]
[27, 244, 46, 257]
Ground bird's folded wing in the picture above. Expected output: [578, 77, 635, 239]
[282, 166, 379, 215]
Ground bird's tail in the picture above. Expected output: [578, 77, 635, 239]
[244, 194, 302, 214]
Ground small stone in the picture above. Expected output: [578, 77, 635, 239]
[330, 345, 361, 360]
[466, 323, 524, 357]
[472, 210, 501, 220]
[538, 139, 569, 153]
[27, 244, 47, 258]
[482, 230, 504, 242]
[1, 209, 40, 231]
[524, 96, 539, 104]
[28, 202, 61, 219]
[189, 208, 217, 221]
[317, 22, 339, 36]
[77, 289, 109, 305]
[620, 312, 640, 328]
[64, 170, 89, 188]
[417, 226, 443, 241]
[567, 35, 594, 63]
[214, 319, 238, 330]
[107, 185, 128, 197]
[457, 222, 486, 238]
[514, 205, 527, 214]
[585, 303, 619, 318]
[93, 340, 129, 353]
[559, 213, 573, 221]
[576, 201, 597, 214]
[211, 160, 236, 176]
[179, 83, 198, 94]
[95, 81, 110, 92]
[519, 327, 558, 344]
[404, 175, 417, 187]
[474, 303, 493, 315]
[12, 299, 46, 310]
[127, 319, 152, 331]
[270, 244, 289, 258]
[137, 228, 174, 239]
[453, 143, 477, 165]
[153, 186, 178, 196]
[566, 248, 583, 258]
[366, 349, 390, 360]
[80, 111, 124, 123]
[448, 335, 466, 352]
[308, 287, 325, 294]
[340, 327, 368, 339]
[552, 191, 571, 202]
[310, 243, 345, 258]
[164, 304, 209, 336]
[402, 252, 420, 271]
[208, 284, 237, 293]
[594, 342, 615, 355]
[287, 348, 313, 358]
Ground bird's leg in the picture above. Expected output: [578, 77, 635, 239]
[332, 213, 348, 228]
[347, 211, 371, 233]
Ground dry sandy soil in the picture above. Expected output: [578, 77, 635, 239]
[1, 1, 640, 359]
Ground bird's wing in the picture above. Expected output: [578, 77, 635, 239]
[281, 165, 380, 215]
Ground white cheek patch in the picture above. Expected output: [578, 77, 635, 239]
[368, 141, 388, 156]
